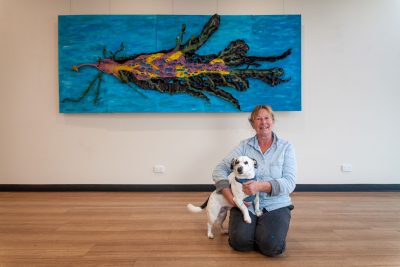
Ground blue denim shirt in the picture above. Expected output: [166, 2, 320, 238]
[212, 132, 297, 213]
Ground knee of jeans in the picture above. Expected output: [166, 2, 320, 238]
[257, 238, 285, 257]
[229, 235, 254, 252]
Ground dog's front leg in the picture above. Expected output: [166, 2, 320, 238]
[207, 222, 214, 239]
[254, 193, 263, 217]
[233, 197, 252, 224]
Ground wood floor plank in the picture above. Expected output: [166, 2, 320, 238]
[0, 192, 399, 266]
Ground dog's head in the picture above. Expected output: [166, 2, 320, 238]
[230, 156, 257, 179]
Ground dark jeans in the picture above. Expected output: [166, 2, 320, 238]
[228, 205, 293, 257]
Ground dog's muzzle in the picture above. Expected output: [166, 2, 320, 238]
[237, 166, 243, 174]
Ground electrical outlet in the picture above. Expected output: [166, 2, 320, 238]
[341, 164, 353, 172]
[153, 165, 166, 174]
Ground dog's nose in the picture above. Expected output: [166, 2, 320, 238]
[237, 166, 243, 174]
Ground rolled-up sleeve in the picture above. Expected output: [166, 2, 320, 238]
[212, 156, 232, 192]
[269, 143, 297, 196]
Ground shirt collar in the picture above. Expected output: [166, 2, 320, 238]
[248, 132, 278, 150]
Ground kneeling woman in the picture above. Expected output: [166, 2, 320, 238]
[212, 105, 296, 257]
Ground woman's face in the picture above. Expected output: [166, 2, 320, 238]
[252, 108, 274, 137]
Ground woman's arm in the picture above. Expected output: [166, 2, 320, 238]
[221, 188, 236, 206]
[269, 143, 297, 196]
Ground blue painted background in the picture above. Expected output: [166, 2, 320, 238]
[58, 14, 301, 113]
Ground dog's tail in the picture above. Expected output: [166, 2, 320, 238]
[186, 197, 209, 213]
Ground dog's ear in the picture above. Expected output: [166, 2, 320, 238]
[252, 158, 258, 169]
[230, 158, 236, 170]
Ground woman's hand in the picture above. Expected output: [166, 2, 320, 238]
[242, 180, 259, 195]
[242, 181, 272, 195]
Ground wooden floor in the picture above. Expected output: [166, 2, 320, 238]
[0, 192, 399, 267]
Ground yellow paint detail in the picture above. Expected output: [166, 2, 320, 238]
[145, 53, 165, 70]
[209, 58, 225, 65]
[165, 51, 183, 62]
[146, 53, 165, 64]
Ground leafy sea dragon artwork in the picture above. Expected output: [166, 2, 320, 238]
[63, 14, 292, 110]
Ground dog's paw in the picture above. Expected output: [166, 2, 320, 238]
[221, 228, 229, 235]
[255, 210, 263, 217]
[244, 216, 252, 224]
[208, 233, 215, 239]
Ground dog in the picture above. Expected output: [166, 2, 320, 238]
[187, 156, 263, 239]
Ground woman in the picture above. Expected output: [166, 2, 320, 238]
[212, 105, 296, 257]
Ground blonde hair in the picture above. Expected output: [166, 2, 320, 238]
[248, 105, 275, 125]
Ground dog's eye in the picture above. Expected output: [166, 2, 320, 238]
[235, 160, 239, 165]
[244, 161, 248, 165]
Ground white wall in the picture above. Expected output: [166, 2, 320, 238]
[0, 0, 399, 185]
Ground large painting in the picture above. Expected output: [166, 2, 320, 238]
[58, 14, 301, 113]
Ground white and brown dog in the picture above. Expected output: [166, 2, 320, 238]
[187, 156, 263, 239]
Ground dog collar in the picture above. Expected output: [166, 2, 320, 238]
[235, 177, 256, 184]
[243, 195, 256, 202]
